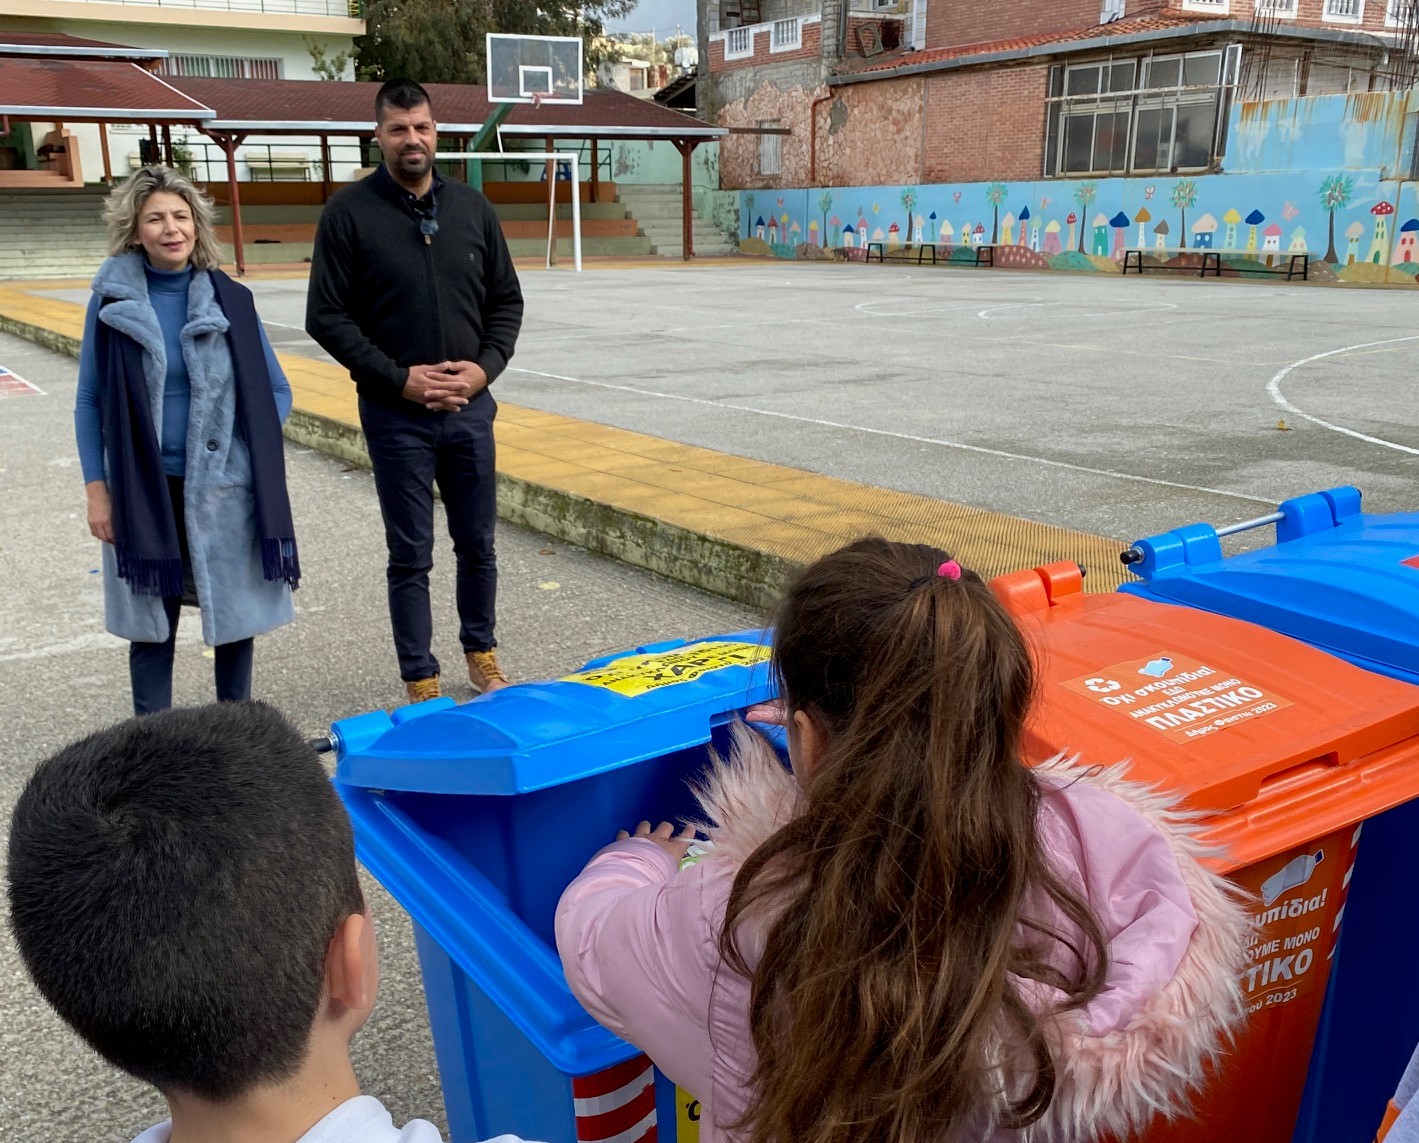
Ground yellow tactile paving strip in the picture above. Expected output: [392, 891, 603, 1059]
[0, 279, 1127, 594]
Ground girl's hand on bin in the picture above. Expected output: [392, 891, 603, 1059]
[745, 700, 788, 726]
[617, 820, 697, 863]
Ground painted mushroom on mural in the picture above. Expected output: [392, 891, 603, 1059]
[1134, 206, 1153, 249]
[1066, 211, 1078, 251]
[1369, 201, 1395, 263]
[1345, 219, 1366, 264]
[1091, 212, 1110, 256]
[1153, 218, 1172, 252]
[1245, 209, 1265, 251]
[1263, 222, 1283, 263]
[1109, 211, 1131, 259]
[1223, 208, 1242, 250]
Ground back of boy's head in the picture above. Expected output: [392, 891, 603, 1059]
[7, 701, 364, 1101]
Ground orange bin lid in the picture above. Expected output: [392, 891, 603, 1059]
[993, 562, 1419, 870]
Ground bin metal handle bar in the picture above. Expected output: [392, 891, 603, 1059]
[1120, 511, 1285, 566]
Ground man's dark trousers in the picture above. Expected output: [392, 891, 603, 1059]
[359, 394, 497, 683]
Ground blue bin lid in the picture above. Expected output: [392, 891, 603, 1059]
[1122, 487, 1419, 680]
[334, 631, 775, 793]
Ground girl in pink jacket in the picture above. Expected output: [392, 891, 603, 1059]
[556, 539, 1250, 1143]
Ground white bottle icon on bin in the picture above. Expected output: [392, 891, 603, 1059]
[1261, 850, 1323, 907]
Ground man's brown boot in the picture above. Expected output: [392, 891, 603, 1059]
[466, 649, 510, 694]
[405, 676, 441, 704]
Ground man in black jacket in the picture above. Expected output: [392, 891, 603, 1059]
[306, 79, 524, 704]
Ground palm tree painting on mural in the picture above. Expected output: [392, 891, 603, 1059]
[744, 192, 756, 240]
[818, 189, 834, 247]
[986, 182, 1007, 243]
[1073, 182, 1098, 253]
[1172, 179, 1199, 251]
[1318, 174, 1354, 265]
[899, 186, 918, 243]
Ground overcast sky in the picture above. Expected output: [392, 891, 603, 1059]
[605, 0, 696, 36]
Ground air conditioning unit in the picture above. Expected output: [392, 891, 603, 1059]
[1101, 0, 1125, 20]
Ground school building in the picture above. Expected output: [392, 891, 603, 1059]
[696, 0, 1419, 282]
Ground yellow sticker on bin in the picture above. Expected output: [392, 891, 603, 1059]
[676, 1087, 701, 1143]
[562, 641, 771, 697]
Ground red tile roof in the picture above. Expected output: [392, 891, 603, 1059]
[0, 59, 212, 120]
[167, 77, 723, 138]
[841, 12, 1218, 77]
[0, 30, 164, 59]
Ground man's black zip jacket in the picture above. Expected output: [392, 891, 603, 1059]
[305, 164, 525, 411]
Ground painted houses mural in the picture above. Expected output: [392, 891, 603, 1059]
[730, 91, 1419, 286]
[737, 173, 1419, 285]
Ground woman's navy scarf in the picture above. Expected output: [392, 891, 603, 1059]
[98, 268, 300, 597]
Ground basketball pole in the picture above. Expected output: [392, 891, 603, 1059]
[435, 150, 582, 271]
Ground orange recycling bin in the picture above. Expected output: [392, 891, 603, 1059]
[991, 562, 1419, 1143]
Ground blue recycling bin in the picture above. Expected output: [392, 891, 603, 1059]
[331, 632, 776, 1143]
[1121, 486, 1419, 1143]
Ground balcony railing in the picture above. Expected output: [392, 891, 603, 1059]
[725, 25, 754, 58]
[771, 17, 802, 51]
[1323, 0, 1363, 15]
[1256, 0, 1297, 13]
[59, 0, 362, 17]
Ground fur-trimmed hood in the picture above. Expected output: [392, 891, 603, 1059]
[690, 725, 1251, 1142]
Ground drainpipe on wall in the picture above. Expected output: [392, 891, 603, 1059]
[809, 92, 833, 184]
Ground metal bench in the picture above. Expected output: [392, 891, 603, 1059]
[865, 241, 993, 267]
[1124, 248, 1222, 278]
[1124, 248, 1310, 281]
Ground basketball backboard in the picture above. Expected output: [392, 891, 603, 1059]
[486, 34, 584, 105]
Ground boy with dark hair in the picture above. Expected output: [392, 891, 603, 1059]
[7, 702, 524, 1143]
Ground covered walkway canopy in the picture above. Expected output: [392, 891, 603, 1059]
[0, 31, 725, 269]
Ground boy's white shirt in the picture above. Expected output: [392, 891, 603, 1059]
[128, 1094, 530, 1143]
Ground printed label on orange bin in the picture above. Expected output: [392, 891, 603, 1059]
[1233, 828, 1357, 1015]
[1060, 652, 1292, 744]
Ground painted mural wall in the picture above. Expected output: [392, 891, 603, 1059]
[738, 91, 1419, 285]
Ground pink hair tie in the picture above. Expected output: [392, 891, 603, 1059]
[938, 560, 962, 581]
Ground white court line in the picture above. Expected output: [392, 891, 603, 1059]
[977, 302, 1052, 319]
[508, 366, 1275, 505]
[1266, 335, 1419, 456]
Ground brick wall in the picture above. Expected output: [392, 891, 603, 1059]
[1222, 0, 1405, 34]
[708, 17, 822, 73]
[843, 15, 909, 56]
[925, 0, 1128, 50]
[921, 66, 1050, 183]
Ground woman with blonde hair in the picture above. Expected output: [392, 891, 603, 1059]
[75, 165, 299, 714]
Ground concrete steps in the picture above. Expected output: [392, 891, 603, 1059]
[614, 183, 735, 258]
[0, 189, 110, 280]
[505, 235, 655, 257]
[493, 202, 629, 222]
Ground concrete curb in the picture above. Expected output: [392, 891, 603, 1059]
[2, 312, 792, 610]
[0, 311, 81, 359]
[281, 406, 790, 610]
